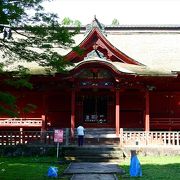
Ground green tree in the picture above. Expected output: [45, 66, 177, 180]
[61, 17, 74, 25]
[111, 18, 120, 26]
[0, 0, 79, 116]
[73, 20, 82, 27]
[61, 17, 82, 27]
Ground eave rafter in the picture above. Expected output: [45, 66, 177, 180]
[65, 28, 142, 65]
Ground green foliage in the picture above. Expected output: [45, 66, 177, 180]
[0, 1, 79, 71]
[0, 0, 50, 25]
[111, 18, 120, 26]
[72, 46, 85, 56]
[0, 63, 4, 72]
[0, 91, 16, 105]
[61, 17, 73, 25]
[0, 0, 80, 116]
[0, 91, 17, 116]
[74, 20, 82, 27]
[23, 103, 37, 113]
[61, 17, 82, 27]
[5, 78, 33, 89]
[0, 64, 33, 116]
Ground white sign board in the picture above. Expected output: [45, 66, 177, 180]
[54, 129, 63, 143]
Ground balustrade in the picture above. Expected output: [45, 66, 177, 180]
[0, 118, 42, 127]
[0, 129, 179, 146]
[121, 131, 180, 146]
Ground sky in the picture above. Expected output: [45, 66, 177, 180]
[42, 0, 180, 25]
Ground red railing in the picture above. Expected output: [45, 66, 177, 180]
[0, 129, 179, 147]
[0, 118, 43, 127]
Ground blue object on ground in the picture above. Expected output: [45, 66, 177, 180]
[130, 155, 142, 177]
[47, 166, 58, 178]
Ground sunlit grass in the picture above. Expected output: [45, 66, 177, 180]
[0, 157, 69, 180]
[0, 156, 179, 180]
[118, 156, 180, 180]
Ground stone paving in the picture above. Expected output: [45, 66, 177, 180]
[63, 162, 125, 180]
[71, 174, 118, 180]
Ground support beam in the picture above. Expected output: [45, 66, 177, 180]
[115, 89, 120, 136]
[145, 91, 150, 131]
[71, 90, 76, 138]
[41, 115, 46, 143]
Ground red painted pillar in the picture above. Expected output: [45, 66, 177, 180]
[115, 89, 120, 136]
[41, 115, 46, 143]
[145, 91, 150, 131]
[41, 115, 46, 132]
[71, 90, 75, 138]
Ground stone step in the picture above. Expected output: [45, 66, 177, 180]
[63, 162, 125, 175]
[74, 128, 116, 136]
[64, 155, 123, 162]
[63, 149, 123, 155]
[64, 156, 122, 162]
[64, 150, 123, 155]
[73, 137, 120, 145]
[71, 174, 118, 180]
[62, 146, 123, 151]
[62, 146, 125, 162]
[83, 138, 120, 145]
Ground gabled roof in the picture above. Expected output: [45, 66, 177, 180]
[65, 18, 141, 65]
[64, 18, 180, 76]
[67, 57, 174, 76]
[1, 18, 180, 76]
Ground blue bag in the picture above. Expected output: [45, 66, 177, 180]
[130, 155, 142, 177]
[47, 166, 58, 178]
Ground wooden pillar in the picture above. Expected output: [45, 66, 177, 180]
[71, 90, 75, 138]
[145, 91, 150, 131]
[41, 115, 46, 143]
[115, 89, 120, 136]
[41, 115, 46, 132]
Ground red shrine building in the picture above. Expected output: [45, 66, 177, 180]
[1, 18, 180, 136]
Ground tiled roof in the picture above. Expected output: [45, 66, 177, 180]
[1, 19, 180, 75]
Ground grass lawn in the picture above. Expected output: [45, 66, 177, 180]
[0, 156, 179, 180]
[118, 156, 180, 180]
[0, 156, 69, 180]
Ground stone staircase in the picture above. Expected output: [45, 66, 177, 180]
[62, 145, 125, 162]
[75, 128, 120, 145]
[61, 128, 125, 162]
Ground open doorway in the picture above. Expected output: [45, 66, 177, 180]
[83, 96, 108, 124]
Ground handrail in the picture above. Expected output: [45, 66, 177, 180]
[0, 118, 42, 120]
[0, 129, 179, 146]
[0, 118, 42, 127]
[122, 130, 180, 146]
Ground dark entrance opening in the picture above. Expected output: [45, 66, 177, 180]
[83, 96, 108, 123]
